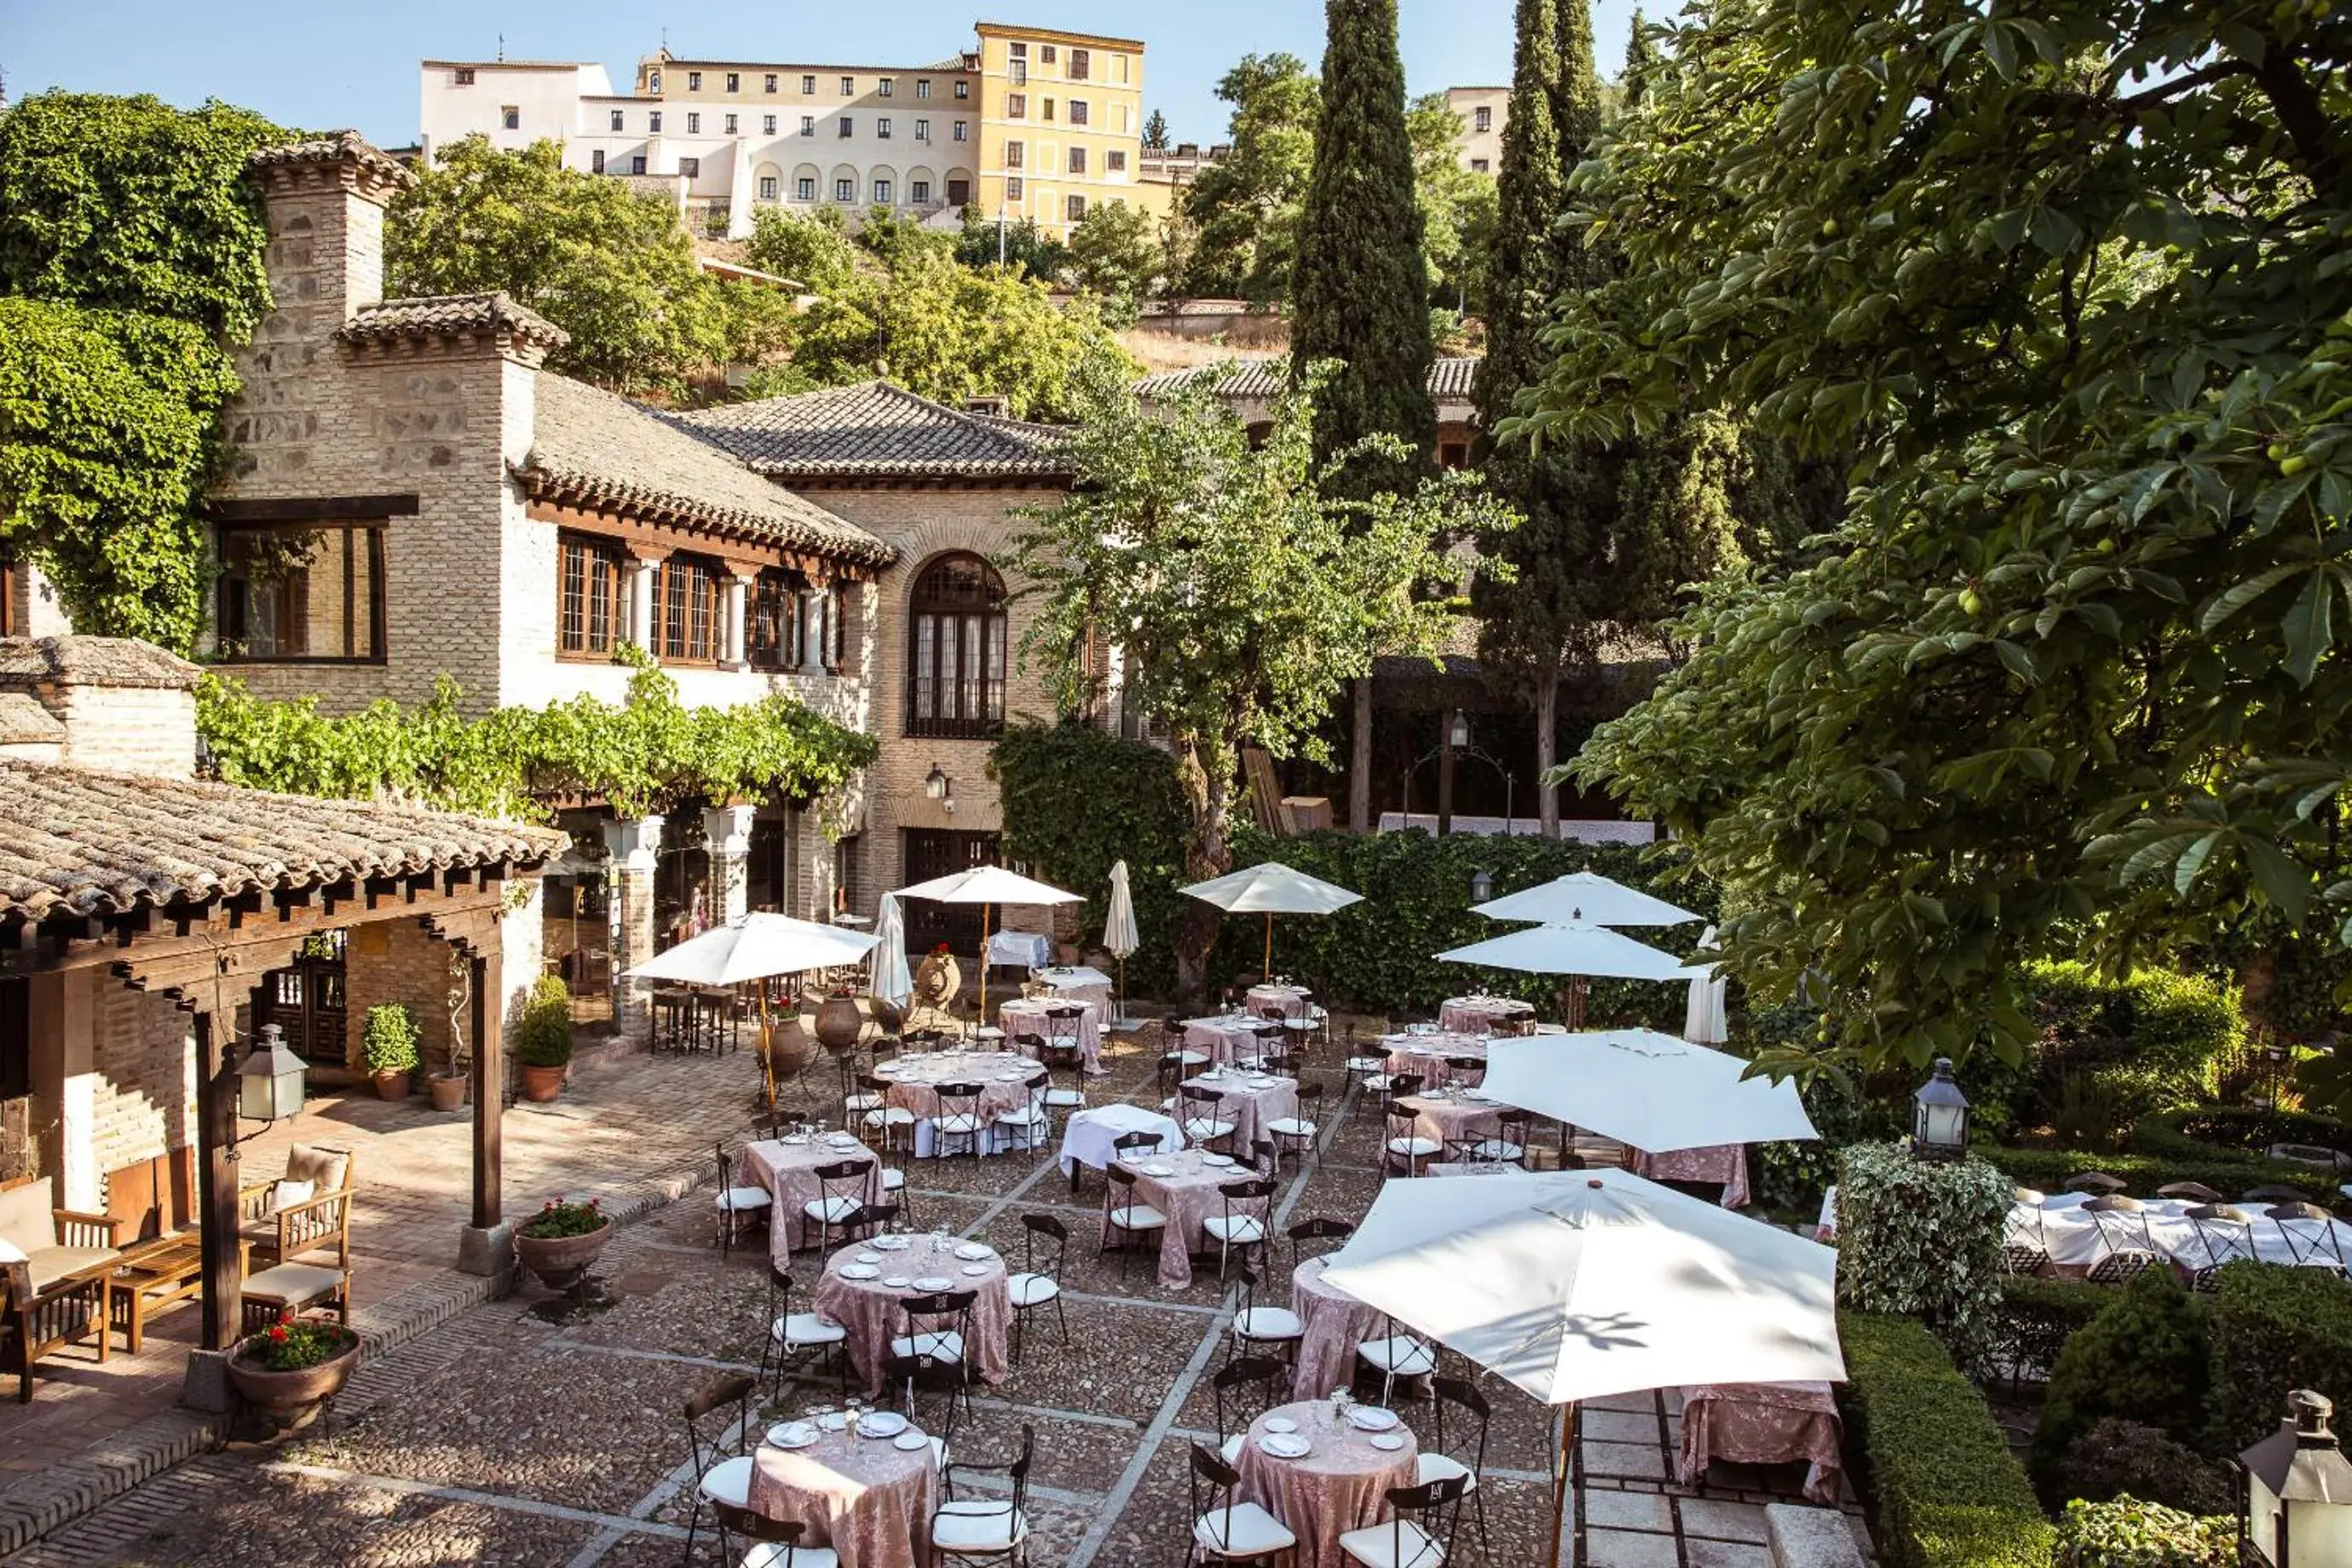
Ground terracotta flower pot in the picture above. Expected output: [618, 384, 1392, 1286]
[519, 1064, 565, 1103]
[816, 989, 865, 1052]
[372, 1070, 412, 1101]
[514, 1218, 611, 1291]
[427, 1073, 469, 1112]
[227, 1329, 360, 1417]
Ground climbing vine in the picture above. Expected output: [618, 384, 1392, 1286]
[198, 651, 879, 821]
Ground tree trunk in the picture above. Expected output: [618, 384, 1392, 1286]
[1173, 739, 1236, 1005]
[1350, 676, 1375, 833]
[1536, 662, 1561, 838]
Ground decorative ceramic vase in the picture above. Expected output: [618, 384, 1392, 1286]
[915, 954, 962, 1007]
[427, 1073, 469, 1112]
[371, 1070, 411, 1102]
[816, 989, 864, 1052]
[227, 1329, 360, 1416]
[514, 1218, 611, 1291]
[519, 1064, 565, 1103]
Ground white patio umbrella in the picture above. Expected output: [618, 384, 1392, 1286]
[1323, 1166, 1843, 1564]
[1683, 924, 1729, 1044]
[1104, 860, 1140, 1023]
[893, 865, 1084, 1016]
[1436, 919, 1688, 1028]
[1481, 1029, 1819, 1152]
[1180, 862, 1363, 977]
[870, 894, 914, 1012]
[1472, 869, 1701, 927]
[625, 913, 879, 1106]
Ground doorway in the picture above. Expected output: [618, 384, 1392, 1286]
[901, 828, 999, 951]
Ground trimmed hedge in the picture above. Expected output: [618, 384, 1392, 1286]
[1839, 1311, 2057, 1568]
[1996, 1275, 2109, 1381]
[2136, 1105, 2352, 1162]
[2206, 1260, 2352, 1450]
[1988, 1145, 2326, 1203]
[2055, 1497, 2234, 1567]
[2029, 1271, 2208, 1501]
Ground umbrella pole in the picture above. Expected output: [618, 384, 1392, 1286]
[1116, 954, 1127, 1027]
[978, 902, 991, 1024]
[1262, 912, 1272, 979]
[1548, 1404, 1575, 1566]
[756, 978, 775, 1115]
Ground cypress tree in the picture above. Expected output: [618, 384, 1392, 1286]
[1622, 10, 1661, 111]
[1289, 0, 1436, 497]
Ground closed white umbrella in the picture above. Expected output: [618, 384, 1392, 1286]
[1684, 924, 1729, 1044]
[894, 865, 1084, 1015]
[871, 894, 913, 1011]
[1104, 861, 1140, 1023]
[1473, 869, 1700, 927]
[1481, 1029, 1819, 1152]
[1181, 861, 1363, 977]
[1437, 919, 1689, 1029]
[1323, 1167, 1842, 1566]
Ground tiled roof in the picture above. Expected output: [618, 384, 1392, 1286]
[341, 292, 570, 352]
[0, 637, 198, 691]
[1133, 356, 1484, 403]
[0, 763, 564, 924]
[248, 132, 418, 190]
[519, 377, 897, 566]
[669, 381, 1075, 480]
[0, 696, 65, 746]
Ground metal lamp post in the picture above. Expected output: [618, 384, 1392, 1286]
[2241, 1390, 2352, 1566]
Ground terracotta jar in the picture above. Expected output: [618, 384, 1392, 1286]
[514, 1218, 611, 1291]
[519, 1064, 565, 1103]
[227, 1329, 360, 1417]
[816, 989, 864, 1052]
[371, 1070, 411, 1102]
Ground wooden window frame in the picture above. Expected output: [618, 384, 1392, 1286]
[212, 510, 395, 666]
[557, 533, 631, 660]
[747, 567, 804, 672]
[654, 554, 723, 665]
[905, 553, 1006, 739]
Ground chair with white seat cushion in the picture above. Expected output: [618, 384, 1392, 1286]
[712, 1505, 842, 1568]
[1336, 1475, 1466, 1568]
[1100, 1163, 1169, 1278]
[891, 1287, 976, 1368]
[1355, 1313, 1439, 1406]
[1286, 1215, 1355, 1268]
[932, 1422, 1035, 1564]
[1381, 1100, 1441, 1177]
[994, 1072, 1052, 1152]
[714, 1141, 775, 1261]
[803, 1160, 871, 1254]
[1265, 1081, 1324, 1171]
[1205, 1178, 1274, 1281]
[1210, 1355, 1283, 1465]
[1189, 1441, 1298, 1564]
[1420, 1375, 1492, 1559]
[859, 1074, 919, 1155]
[681, 1370, 759, 1563]
[1226, 1265, 1305, 1365]
[1461, 1108, 1533, 1169]
[760, 1264, 849, 1397]
[1008, 1213, 1069, 1361]
[932, 1082, 990, 1161]
[1180, 1084, 1239, 1152]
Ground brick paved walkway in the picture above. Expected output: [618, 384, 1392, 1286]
[3, 1026, 1874, 1566]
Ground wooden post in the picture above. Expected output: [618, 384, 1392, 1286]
[470, 948, 503, 1231]
[193, 1009, 241, 1352]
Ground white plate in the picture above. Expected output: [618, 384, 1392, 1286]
[1259, 1433, 1312, 1459]
[1368, 1433, 1407, 1451]
[955, 1242, 992, 1260]
[857, 1410, 908, 1438]
[881, 1275, 914, 1288]
[914, 1275, 954, 1292]
[873, 1236, 910, 1251]
[893, 1430, 933, 1452]
[1202, 1154, 1236, 1167]
[839, 1263, 880, 1280]
[1139, 1163, 1175, 1177]
[1262, 1415, 1298, 1434]
[960, 1263, 990, 1277]
[1346, 1405, 1402, 1432]
[818, 1411, 850, 1432]
[767, 1422, 820, 1449]
[856, 1253, 883, 1265]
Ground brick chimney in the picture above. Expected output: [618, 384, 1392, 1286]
[0, 637, 200, 779]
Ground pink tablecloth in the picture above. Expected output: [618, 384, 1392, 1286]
[1235, 1401, 1417, 1568]
[1246, 983, 1314, 1021]
[997, 997, 1104, 1071]
[1290, 1257, 1383, 1399]
[876, 1052, 1036, 1156]
[1396, 1091, 1502, 1153]
[1109, 1147, 1265, 1287]
[751, 1420, 939, 1568]
[1678, 1381, 1844, 1504]
[1185, 1069, 1300, 1156]
[1381, 1032, 1489, 1087]
[1184, 1015, 1283, 1068]
[743, 1139, 881, 1262]
[812, 1237, 1014, 1396]
[1635, 1144, 1752, 1208]
[1437, 996, 1536, 1035]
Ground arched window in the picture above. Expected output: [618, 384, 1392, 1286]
[906, 553, 1006, 738]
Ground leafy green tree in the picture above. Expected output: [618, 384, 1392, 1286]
[954, 211, 1068, 282]
[1012, 363, 1507, 996]
[1065, 202, 1160, 319]
[744, 204, 861, 294]
[1182, 54, 1319, 301]
[1525, 0, 2352, 1088]
[1618, 8, 1660, 108]
[388, 136, 725, 392]
[854, 205, 954, 268]
[1143, 108, 1171, 152]
[1407, 92, 1498, 315]
[0, 91, 289, 646]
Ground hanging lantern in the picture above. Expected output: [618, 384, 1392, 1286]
[1470, 868, 1494, 903]
[1910, 1057, 1970, 1162]
[236, 1023, 308, 1126]
[2243, 1390, 2352, 1566]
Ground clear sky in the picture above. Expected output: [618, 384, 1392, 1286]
[0, 0, 1640, 152]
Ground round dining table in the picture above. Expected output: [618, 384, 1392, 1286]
[1288, 1256, 1384, 1399]
[750, 1412, 941, 1568]
[1437, 994, 1536, 1035]
[1395, 1088, 1503, 1153]
[1245, 983, 1315, 1022]
[1184, 1066, 1300, 1153]
[1381, 1029, 1489, 1087]
[1234, 1399, 1419, 1568]
[873, 1051, 1037, 1157]
[811, 1234, 1015, 1396]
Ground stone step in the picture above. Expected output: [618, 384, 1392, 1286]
[1766, 1502, 1868, 1568]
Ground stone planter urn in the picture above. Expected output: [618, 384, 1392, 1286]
[514, 1216, 612, 1292]
[371, 1070, 412, 1102]
[816, 989, 864, 1052]
[519, 1064, 565, 1103]
[427, 1072, 469, 1112]
[226, 1325, 361, 1419]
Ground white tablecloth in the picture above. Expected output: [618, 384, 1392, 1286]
[2009, 1190, 2352, 1271]
[1058, 1104, 1183, 1177]
[987, 930, 1055, 967]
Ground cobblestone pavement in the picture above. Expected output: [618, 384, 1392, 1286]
[6, 1023, 1874, 1567]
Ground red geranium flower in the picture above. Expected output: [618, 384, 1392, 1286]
[268, 1323, 289, 1342]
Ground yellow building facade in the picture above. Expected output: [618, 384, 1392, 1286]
[972, 23, 1149, 240]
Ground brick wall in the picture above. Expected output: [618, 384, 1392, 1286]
[89, 977, 194, 1208]
[343, 918, 461, 1075]
[50, 685, 197, 779]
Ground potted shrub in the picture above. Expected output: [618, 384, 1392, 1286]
[361, 1003, 421, 1101]
[516, 974, 573, 1102]
[226, 1313, 361, 1418]
[513, 1195, 610, 1290]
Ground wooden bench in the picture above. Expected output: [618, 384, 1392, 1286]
[0, 1179, 124, 1402]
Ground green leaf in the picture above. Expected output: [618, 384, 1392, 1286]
[2282, 571, 2335, 687]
